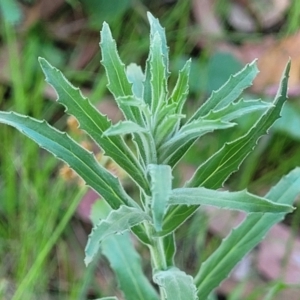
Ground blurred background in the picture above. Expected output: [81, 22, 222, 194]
[0, 0, 300, 299]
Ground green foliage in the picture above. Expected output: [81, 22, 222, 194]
[0, 11, 298, 300]
[153, 267, 198, 300]
[91, 201, 159, 300]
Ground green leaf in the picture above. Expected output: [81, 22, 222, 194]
[100, 23, 144, 126]
[153, 267, 198, 300]
[169, 59, 191, 114]
[103, 120, 147, 136]
[163, 61, 259, 168]
[190, 60, 259, 120]
[203, 99, 273, 122]
[160, 60, 290, 236]
[0, 112, 135, 210]
[100, 22, 132, 98]
[126, 63, 145, 99]
[92, 201, 159, 300]
[38, 57, 149, 194]
[169, 188, 294, 213]
[114, 96, 151, 165]
[194, 167, 300, 300]
[147, 12, 169, 77]
[95, 297, 119, 300]
[159, 119, 235, 164]
[148, 164, 172, 231]
[143, 12, 169, 106]
[102, 234, 159, 300]
[154, 113, 185, 148]
[188, 60, 290, 189]
[149, 33, 167, 113]
[85, 205, 150, 265]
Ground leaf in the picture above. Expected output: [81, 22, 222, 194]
[188, 60, 290, 189]
[100, 23, 144, 126]
[169, 188, 294, 213]
[190, 60, 259, 120]
[147, 12, 169, 77]
[91, 201, 159, 300]
[149, 33, 167, 113]
[38, 58, 149, 194]
[126, 63, 145, 99]
[159, 119, 235, 164]
[95, 297, 119, 300]
[194, 167, 300, 300]
[160, 60, 290, 236]
[148, 164, 172, 231]
[154, 113, 185, 148]
[0, 112, 135, 210]
[100, 22, 132, 99]
[102, 234, 159, 300]
[85, 205, 150, 265]
[143, 12, 169, 106]
[103, 120, 148, 136]
[161, 61, 259, 168]
[153, 267, 198, 300]
[114, 96, 150, 165]
[103, 120, 152, 166]
[169, 59, 191, 114]
[202, 99, 273, 122]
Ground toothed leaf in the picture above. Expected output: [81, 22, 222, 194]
[159, 119, 235, 164]
[195, 167, 300, 300]
[143, 12, 169, 106]
[188, 61, 290, 189]
[169, 188, 293, 213]
[147, 12, 169, 77]
[148, 164, 172, 231]
[85, 205, 150, 265]
[91, 201, 159, 300]
[150, 33, 167, 112]
[154, 113, 185, 147]
[0, 112, 135, 210]
[159, 60, 290, 236]
[191, 60, 259, 120]
[153, 267, 198, 300]
[38, 57, 149, 194]
[126, 63, 145, 98]
[169, 59, 191, 114]
[100, 23, 144, 126]
[103, 120, 147, 136]
[162, 61, 259, 168]
[203, 99, 273, 122]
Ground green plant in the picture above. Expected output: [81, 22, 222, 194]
[0, 12, 299, 300]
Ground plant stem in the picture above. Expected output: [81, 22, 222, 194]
[149, 236, 168, 300]
[150, 236, 168, 271]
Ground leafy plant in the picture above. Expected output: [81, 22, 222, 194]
[0, 12, 299, 300]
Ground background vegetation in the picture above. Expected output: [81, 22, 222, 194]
[0, 0, 300, 299]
